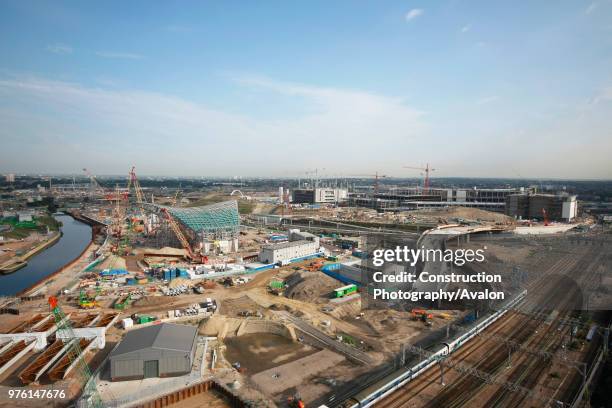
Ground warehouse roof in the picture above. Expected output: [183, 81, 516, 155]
[110, 323, 197, 357]
[159, 200, 240, 233]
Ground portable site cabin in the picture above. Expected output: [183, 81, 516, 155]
[333, 284, 358, 298]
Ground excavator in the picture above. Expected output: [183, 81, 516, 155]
[411, 308, 433, 322]
[288, 393, 305, 408]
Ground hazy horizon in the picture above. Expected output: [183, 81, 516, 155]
[1, 1, 611, 179]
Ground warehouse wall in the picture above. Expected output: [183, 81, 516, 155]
[159, 354, 191, 376]
[111, 349, 192, 381]
[111, 358, 144, 380]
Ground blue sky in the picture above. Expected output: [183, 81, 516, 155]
[1, 0, 611, 178]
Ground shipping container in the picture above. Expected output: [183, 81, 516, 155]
[333, 284, 358, 298]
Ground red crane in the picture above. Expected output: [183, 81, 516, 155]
[542, 208, 550, 226]
[126, 166, 145, 206]
[404, 163, 436, 193]
[350, 172, 387, 195]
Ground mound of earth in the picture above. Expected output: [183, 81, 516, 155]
[284, 271, 340, 303]
[410, 207, 514, 223]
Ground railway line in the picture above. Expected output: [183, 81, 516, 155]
[474, 250, 607, 408]
[371, 244, 602, 408]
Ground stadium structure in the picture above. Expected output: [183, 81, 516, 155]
[146, 200, 241, 255]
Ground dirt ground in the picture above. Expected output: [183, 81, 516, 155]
[250, 349, 345, 396]
[223, 333, 317, 374]
[409, 207, 514, 223]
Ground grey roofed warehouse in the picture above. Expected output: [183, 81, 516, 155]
[109, 323, 197, 381]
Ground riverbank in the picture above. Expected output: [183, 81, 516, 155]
[18, 238, 99, 297]
[0, 231, 61, 274]
[0, 214, 95, 297]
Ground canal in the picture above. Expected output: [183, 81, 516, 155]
[0, 214, 92, 296]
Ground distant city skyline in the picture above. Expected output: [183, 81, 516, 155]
[1, 1, 611, 179]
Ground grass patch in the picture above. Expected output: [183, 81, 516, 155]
[36, 215, 61, 231]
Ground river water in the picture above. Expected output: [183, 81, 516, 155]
[0, 214, 92, 296]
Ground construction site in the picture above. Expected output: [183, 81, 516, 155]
[0, 167, 610, 408]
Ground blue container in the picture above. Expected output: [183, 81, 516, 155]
[352, 249, 368, 259]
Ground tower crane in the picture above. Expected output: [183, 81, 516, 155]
[126, 166, 146, 207]
[82, 168, 105, 198]
[403, 163, 436, 193]
[110, 184, 127, 238]
[172, 183, 182, 206]
[542, 208, 550, 226]
[82, 168, 127, 201]
[48, 296, 103, 408]
[349, 172, 387, 195]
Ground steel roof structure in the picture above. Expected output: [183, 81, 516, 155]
[156, 200, 240, 238]
[110, 323, 197, 357]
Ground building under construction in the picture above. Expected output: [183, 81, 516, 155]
[505, 193, 578, 221]
[150, 200, 241, 254]
[348, 187, 533, 212]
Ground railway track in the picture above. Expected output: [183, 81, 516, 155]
[373, 246, 595, 408]
[476, 250, 606, 408]
[420, 280, 579, 408]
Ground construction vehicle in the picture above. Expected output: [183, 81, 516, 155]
[78, 290, 98, 309]
[113, 294, 132, 310]
[305, 260, 324, 271]
[48, 296, 103, 407]
[411, 308, 433, 322]
[288, 393, 305, 408]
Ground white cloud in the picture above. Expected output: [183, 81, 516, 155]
[477, 95, 500, 105]
[461, 24, 471, 33]
[46, 43, 72, 55]
[585, 2, 598, 14]
[0, 75, 426, 176]
[588, 85, 612, 105]
[405, 9, 423, 22]
[95, 51, 144, 60]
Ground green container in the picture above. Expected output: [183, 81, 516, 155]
[269, 280, 285, 289]
[333, 284, 358, 298]
[138, 315, 154, 324]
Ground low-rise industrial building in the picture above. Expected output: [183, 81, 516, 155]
[292, 188, 348, 204]
[505, 193, 578, 221]
[259, 240, 320, 264]
[288, 229, 320, 246]
[348, 187, 533, 212]
[109, 323, 197, 381]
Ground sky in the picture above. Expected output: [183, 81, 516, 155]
[0, 1, 611, 179]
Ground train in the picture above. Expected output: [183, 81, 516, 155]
[323, 289, 527, 408]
